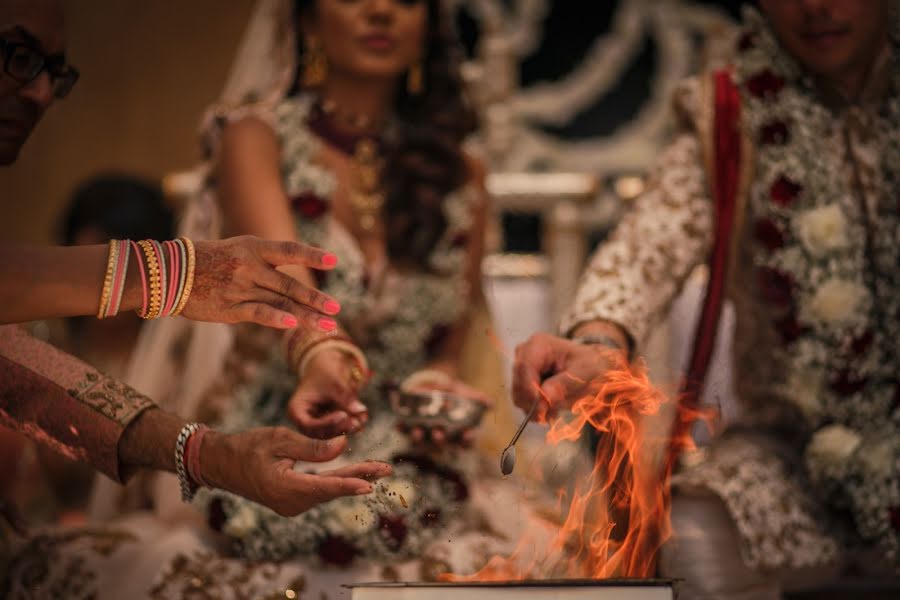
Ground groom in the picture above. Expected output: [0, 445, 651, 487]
[0, 0, 389, 529]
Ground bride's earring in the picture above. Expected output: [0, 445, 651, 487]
[407, 61, 423, 95]
[302, 37, 327, 87]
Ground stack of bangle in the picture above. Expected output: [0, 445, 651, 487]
[284, 326, 369, 382]
[175, 422, 210, 502]
[97, 237, 196, 320]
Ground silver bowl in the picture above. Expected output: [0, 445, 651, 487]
[388, 388, 487, 437]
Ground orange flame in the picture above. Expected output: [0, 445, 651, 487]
[447, 350, 713, 581]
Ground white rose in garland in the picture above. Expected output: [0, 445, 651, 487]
[784, 368, 823, 422]
[808, 279, 867, 325]
[331, 498, 378, 536]
[796, 204, 849, 258]
[807, 424, 861, 469]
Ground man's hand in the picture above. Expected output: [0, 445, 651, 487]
[202, 427, 390, 517]
[512, 333, 621, 421]
[182, 236, 342, 330]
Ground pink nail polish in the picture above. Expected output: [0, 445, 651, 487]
[318, 317, 337, 332]
[283, 316, 298, 328]
[324, 300, 341, 315]
[322, 253, 338, 268]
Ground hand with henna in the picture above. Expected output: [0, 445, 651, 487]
[182, 236, 342, 330]
[0, 236, 342, 330]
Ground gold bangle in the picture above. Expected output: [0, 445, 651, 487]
[138, 239, 162, 319]
[298, 339, 368, 380]
[171, 237, 195, 316]
[289, 330, 344, 373]
[97, 239, 118, 319]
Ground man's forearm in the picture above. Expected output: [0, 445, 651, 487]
[0, 244, 144, 323]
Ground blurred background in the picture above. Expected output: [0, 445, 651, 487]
[1, 0, 742, 244]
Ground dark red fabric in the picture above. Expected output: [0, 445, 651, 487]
[663, 71, 743, 478]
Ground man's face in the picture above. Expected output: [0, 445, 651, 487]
[0, 0, 65, 165]
[758, 0, 889, 82]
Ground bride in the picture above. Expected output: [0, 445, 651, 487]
[67, 0, 559, 597]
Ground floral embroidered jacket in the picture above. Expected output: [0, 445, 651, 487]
[561, 7, 899, 570]
[0, 324, 154, 483]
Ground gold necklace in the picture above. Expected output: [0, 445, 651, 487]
[350, 138, 384, 234]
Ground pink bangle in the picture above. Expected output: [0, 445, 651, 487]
[161, 241, 179, 317]
[186, 425, 210, 488]
[130, 240, 149, 317]
[170, 240, 181, 315]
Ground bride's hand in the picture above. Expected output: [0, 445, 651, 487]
[402, 378, 492, 447]
[202, 427, 391, 516]
[181, 236, 342, 330]
[287, 349, 369, 439]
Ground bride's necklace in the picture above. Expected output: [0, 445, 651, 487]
[308, 99, 385, 234]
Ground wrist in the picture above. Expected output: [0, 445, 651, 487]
[570, 321, 633, 360]
[197, 430, 233, 493]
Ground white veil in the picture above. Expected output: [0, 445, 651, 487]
[88, 0, 301, 521]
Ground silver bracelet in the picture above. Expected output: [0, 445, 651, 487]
[175, 422, 201, 502]
[571, 334, 632, 360]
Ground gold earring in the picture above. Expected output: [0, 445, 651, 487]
[302, 38, 327, 87]
[407, 62, 423, 95]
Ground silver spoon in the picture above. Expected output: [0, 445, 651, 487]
[500, 399, 540, 475]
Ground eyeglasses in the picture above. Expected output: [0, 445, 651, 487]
[0, 38, 79, 99]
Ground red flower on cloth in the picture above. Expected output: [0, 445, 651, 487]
[756, 266, 794, 307]
[746, 69, 786, 100]
[378, 515, 408, 551]
[890, 506, 900, 532]
[291, 193, 329, 219]
[850, 329, 874, 357]
[754, 217, 786, 252]
[317, 535, 359, 567]
[829, 369, 868, 396]
[775, 311, 808, 345]
[770, 175, 803, 207]
[759, 120, 790, 146]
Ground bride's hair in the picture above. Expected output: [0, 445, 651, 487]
[290, 0, 478, 270]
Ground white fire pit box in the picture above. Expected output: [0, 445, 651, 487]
[348, 579, 675, 600]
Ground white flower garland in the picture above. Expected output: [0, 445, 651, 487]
[737, 7, 900, 567]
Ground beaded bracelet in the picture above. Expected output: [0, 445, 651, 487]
[175, 422, 203, 502]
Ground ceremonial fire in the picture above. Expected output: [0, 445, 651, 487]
[449, 351, 709, 581]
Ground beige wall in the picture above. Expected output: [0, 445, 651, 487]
[0, 0, 257, 242]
